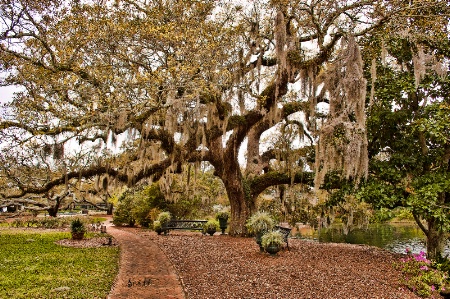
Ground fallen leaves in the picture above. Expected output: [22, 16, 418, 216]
[149, 233, 421, 299]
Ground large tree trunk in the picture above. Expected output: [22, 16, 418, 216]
[220, 148, 257, 235]
[425, 219, 446, 260]
[222, 174, 256, 236]
[413, 213, 446, 260]
[107, 203, 113, 215]
[209, 132, 257, 236]
[47, 205, 59, 217]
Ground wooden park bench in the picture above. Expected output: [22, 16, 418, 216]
[162, 219, 208, 234]
[274, 225, 292, 250]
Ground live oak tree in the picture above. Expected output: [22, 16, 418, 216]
[1, 0, 234, 216]
[0, 0, 440, 235]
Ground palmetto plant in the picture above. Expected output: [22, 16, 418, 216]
[70, 218, 86, 233]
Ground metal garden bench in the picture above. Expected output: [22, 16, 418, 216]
[274, 225, 292, 250]
[162, 219, 208, 234]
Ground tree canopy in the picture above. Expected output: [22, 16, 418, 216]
[1, 0, 449, 242]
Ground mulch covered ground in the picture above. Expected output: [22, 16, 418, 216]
[141, 230, 422, 299]
[55, 224, 425, 298]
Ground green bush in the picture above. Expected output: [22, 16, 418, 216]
[133, 184, 167, 227]
[203, 219, 219, 232]
[153, 220, 162, 230]
[70, 218, 86, 233]
[112, 193, 135, 226]
[10, 217, 73, 229]
[433, 254, 450, 284]
[394, 207, 414, 221]
[261, 230, 284, 249]
[394, 249, 447, 297]
[113, 183, 167, 227]
[371, 207, 394, 223]
[167, 195, 205, 219]
[156, 211, 172, 225]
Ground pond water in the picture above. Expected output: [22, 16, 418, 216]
[296, 223, 450, 256]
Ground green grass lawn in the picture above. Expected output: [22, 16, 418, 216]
[0, 229, 119, 299]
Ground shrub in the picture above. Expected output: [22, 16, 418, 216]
[215, 210, 230, 220]
[113, 183, 167, 227]
[370, 207, 394, 223]
[395, 249, 447, 297]
[394, 207, 414, 221]
[156, 211, 172, 225]
[148, 208, 162, 222]
[70, 218, 86, 233]
[261, 230, 284, 249]
[153, 220, 162, 233]
[133, 184, 167, 227]
[246, 211, 274, 235]
[112, 193, 135, 226]
[203, 219, 219, 232]
[433, 254, 450, 278]
[167, 195, 204, 219]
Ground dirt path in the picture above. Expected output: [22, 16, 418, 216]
[105, 223, 185, 299]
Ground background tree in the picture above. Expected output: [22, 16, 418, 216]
[356, 0, 450, 259]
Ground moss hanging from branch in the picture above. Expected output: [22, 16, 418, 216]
[315, 35, 368, 188]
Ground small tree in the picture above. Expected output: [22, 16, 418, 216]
[112, 194, 135, 227]
[113, 184, 167, 227]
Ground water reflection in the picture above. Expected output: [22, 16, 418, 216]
[297, 223, 450, 256]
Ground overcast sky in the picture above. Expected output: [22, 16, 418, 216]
[0, 86, 15, 103]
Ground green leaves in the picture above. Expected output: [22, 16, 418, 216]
[408, 173, 450, 227]
[414, 103, 450, 146]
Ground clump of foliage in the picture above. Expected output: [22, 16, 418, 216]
[70, 218, 86, 233]
[215, 209, 229, 220]
[113, 183, 167, 227]
[112, 192, 136, 227]
[394, 249, 447, 297]
[153, 211, 171, 234]
[160, 166, 229, 220]
[10, 217, 105, 230]
[11, 217, 69, 229]
[167, 195, 204, 220]
[203, 219, 219, 233]
[246, 211, 275, 235]
[156, 211, 172, 226]
[370, 208, 394, 223]
[261, 230, 284, 249]
[393, 208, 414, 222]
[153, 220, 162, 234]
[433, 254, 450, 278]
